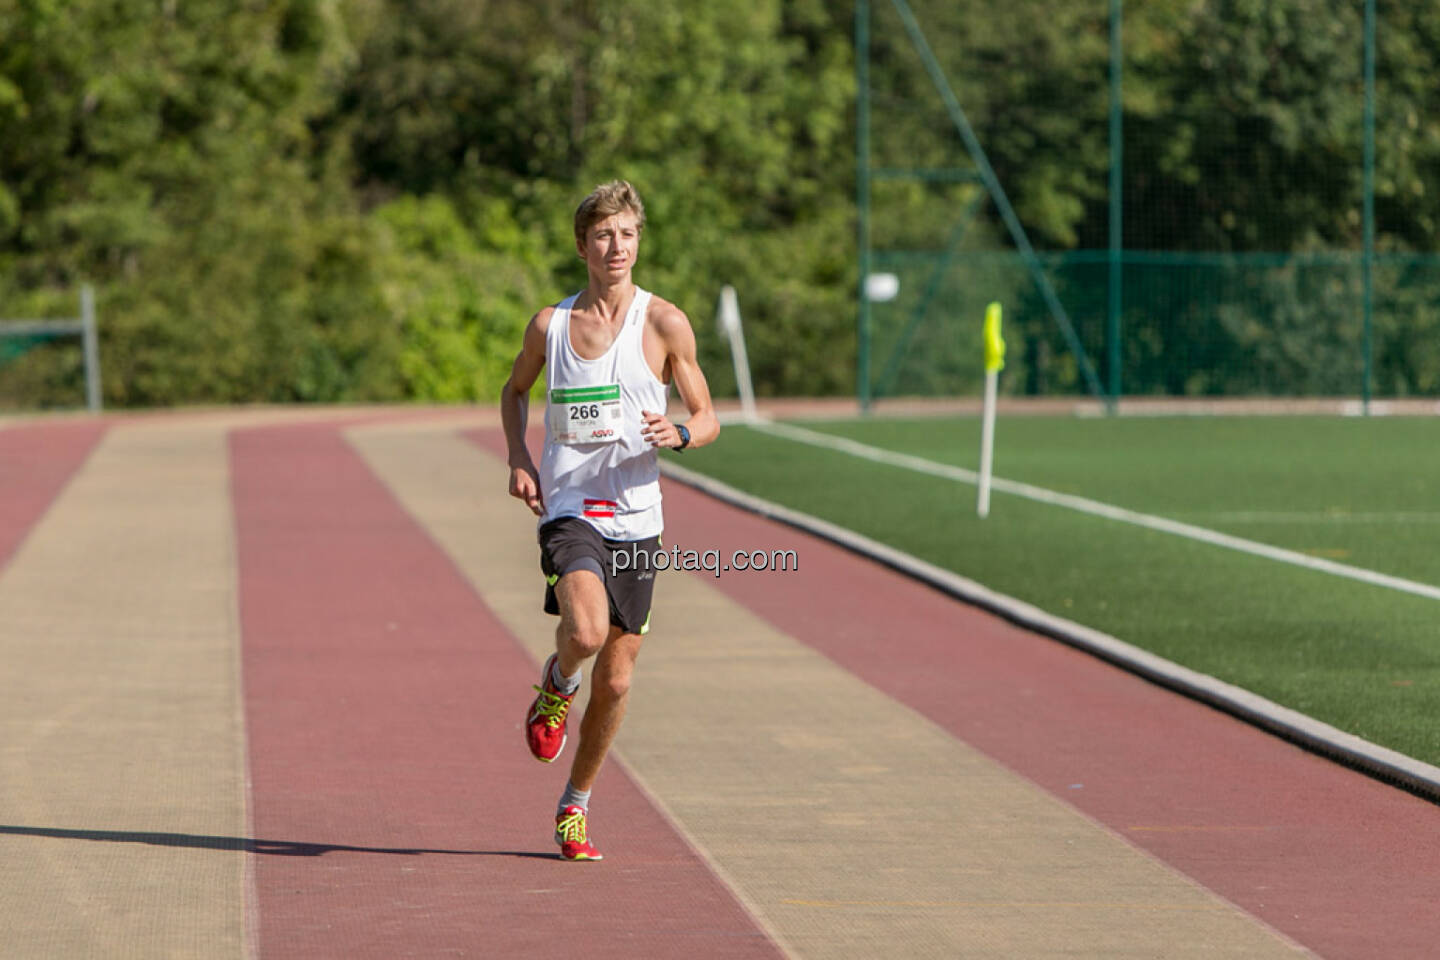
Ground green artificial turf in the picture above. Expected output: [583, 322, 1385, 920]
[678, 415, 1440, 766]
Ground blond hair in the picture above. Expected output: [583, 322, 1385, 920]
[574, 180, 646, 242]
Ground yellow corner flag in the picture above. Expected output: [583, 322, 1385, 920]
[983, 302, 1005, 373]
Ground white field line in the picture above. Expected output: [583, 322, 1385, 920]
[754, 420, 1440, 604]
[1182, 511, 1440, 525]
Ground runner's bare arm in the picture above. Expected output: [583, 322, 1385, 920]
[501, 309, 551, 515]
[641, 302, 719, 451]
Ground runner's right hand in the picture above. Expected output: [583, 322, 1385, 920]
[509, 464, 544, 516]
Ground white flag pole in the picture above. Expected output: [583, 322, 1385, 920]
[978, 369, 998, 518]
[977, 302, 1004, 518]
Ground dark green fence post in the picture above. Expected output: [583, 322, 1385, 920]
[1107, 0, 1123, 413]
[1362, 0, 1376, 415]
[856, 0, 873, 413]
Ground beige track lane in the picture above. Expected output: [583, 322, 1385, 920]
[350, 424, 1310, 960]
[0, 422, 248, 959]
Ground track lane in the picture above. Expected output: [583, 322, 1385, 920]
[0, 420, 247, 959]
[232, 421, 783, 959]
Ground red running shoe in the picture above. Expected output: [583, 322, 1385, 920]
[555, 805, 603, 861]
[525, 654, 576, 763]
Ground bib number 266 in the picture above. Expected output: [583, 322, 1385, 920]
[550, 384, 623, 445]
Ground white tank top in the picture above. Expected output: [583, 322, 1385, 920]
[539, 288, 668, 540]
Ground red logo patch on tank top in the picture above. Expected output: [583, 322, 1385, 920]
[583, 498, 618, 519]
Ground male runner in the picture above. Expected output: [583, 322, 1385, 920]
[499, 180, 719, 861]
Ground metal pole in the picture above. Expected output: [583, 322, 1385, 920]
[81, 284, 101, 412]
[856, 0, 873, 413]
[1107, 0, 1123, 413]
[1361, 0, 1375, 416]
[718, 285, 758, 423]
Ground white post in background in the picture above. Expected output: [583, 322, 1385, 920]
[717, 284, 758, 423]
[977, 301, 1004, 518]
[81, 284, 101, 412]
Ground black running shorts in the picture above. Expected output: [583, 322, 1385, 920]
[538, 516, 660, 636]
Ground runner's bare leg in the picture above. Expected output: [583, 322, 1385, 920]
[569, 626, 642, 792]
[555, 571, 609, 676]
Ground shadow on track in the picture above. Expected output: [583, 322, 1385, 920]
[0, 824, 558, 859]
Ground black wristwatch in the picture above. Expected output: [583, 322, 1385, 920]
[675, 424, 691, 452]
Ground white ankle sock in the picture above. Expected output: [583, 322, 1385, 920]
[550, 658, 582, 695]
[558, 781, 591, 815]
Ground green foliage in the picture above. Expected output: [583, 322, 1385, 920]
[3, 0, 1440, 407]
[374, 194, 559, 402]
[1, 0, 866, 406]
[0, 0, 403, 406]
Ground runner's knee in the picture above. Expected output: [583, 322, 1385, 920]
[560, 619, 608, 658]
[594, 644, 637, 701]
[556, 572, 609, 657]
[595, 669, 630, 702]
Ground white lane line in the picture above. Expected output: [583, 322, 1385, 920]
[754, 420, 1440, 604]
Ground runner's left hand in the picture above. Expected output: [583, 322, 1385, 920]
[640, 410, 681, 448]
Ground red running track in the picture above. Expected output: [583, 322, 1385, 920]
[231, 423, 782, 959]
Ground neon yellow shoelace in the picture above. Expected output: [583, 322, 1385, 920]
[531, 686, 572, 729]
[556, 809, 588, 843]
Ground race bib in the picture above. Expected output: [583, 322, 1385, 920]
[549, 384, 624, 444]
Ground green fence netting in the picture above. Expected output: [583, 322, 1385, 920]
[866, 252, 1440, 400]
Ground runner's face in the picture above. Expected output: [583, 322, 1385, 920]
[579, 212, 641, 280]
